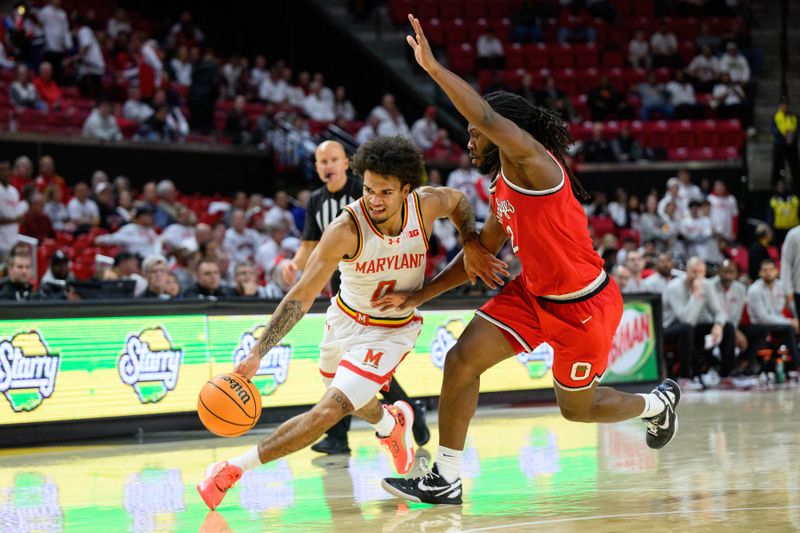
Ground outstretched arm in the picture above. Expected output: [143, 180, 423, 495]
[406, 15, 559, 189]
[234, 215, 358, 378]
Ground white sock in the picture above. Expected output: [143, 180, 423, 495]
[435, 446, 463, 483]
[228, 446, 262, 472]
[638, 392, 666, 418]
[372, 407, 396, 437]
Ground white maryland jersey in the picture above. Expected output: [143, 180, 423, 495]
[336, 191, 429, 327]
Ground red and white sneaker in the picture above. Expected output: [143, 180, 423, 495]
[196, 461, 243, 510]
[377, 401, 415, 474]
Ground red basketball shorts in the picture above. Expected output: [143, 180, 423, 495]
[476, 274, 623, 391]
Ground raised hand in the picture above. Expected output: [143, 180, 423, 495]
[463, 240, 509, 289]
[233, 352, 261, 380]
[406, 14, 439, 73]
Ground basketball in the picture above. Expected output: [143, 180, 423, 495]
[197, 373, 262, 437]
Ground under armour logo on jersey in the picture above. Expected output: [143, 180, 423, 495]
[388, 237, 401, 245]
[362, 349, 384, 369]
[495, 199, 516, 220]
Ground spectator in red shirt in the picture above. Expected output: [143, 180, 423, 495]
[35, 155, 68, 199]
[19, 192, 55, 241]
[33, 62, 63, 110]
[10, 156, 33, 193]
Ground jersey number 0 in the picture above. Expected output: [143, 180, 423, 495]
[371, 280, 397, 302]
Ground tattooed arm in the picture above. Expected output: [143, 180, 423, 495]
[234, 214, 359, 379]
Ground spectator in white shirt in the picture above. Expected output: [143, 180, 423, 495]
[666, 70, 703, 118]
[224, 209, 261, 264]
[9, 65, 45, 110]
[628, 30, 651, 69]
[161, 205, 197, 253]
[650, 24, 679, 68]
[75, 14, 105, 99]
[687, 45, 720, 92]
[476, 27, 505, 70]
[622, 250, 647, 292]
[332, 86, 356, 122]
[677, 168, 704, 204]
[719, 42, 750, 84]
[711, 73, 746, 120]
[642, 253, 675, 293]
[302, 82, 335, 122]
[410, 106, 438, 151]
[356, 115, 381, 145]
[447, 154, 483, 208]
[707, 180, 738, 240]
[83, 100, 123, 141]
[680, 200, 714, 262]
[106, 8, 131, 39]
[250, 55, 269, 90]
[313, 73, 335, 107]
[377, 108, 410, 138]
[259, 67, 289, 104]
[658, 178, 689, 220]
[264, 191, 298, 234]
[169, 45, 192, 87]
[122, 85, 154, 124]
[38, 0, 72, 81]
[255, 223, 290, 278]
[284, 68, 306, 108]
[0, 161, 27, 259]
[96, 206, 161, 258]
[67, 182, 100, 231]
[608, 187, 630, 228]
[369, 93, 397, 124]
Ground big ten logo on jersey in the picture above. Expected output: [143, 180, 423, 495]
[238, 460, 295, 511]
[387, 229, 420, 246]
[233, 326, 291, 396]
[123, 468, 184, 532]
[495, 199, 515, 222]
[0, 330, 60, 413]
[515, 343, 554, 379]
[118, 327, 183, 404]
[0, 472, 64, 531]
[429, 319, 466, 369]
[361, 349, 384, 369]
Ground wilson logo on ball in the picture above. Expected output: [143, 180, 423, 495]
[221, 374, 253, 405]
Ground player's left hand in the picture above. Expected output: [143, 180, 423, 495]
[372, 291, 421, 313]
[463, 239, 509, 289]
[406, 14, 439, 73]
[233, 353, 261, 380]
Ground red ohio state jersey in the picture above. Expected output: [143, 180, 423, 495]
[492, 151, 604, 297]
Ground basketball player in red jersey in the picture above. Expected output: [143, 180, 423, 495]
[380, 15, 681, 505]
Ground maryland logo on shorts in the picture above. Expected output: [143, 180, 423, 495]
[118, 327, 183, 404]
[234, 326, 291, 396]
[0, 330, 60, 413]
[361, 349, 384, 369]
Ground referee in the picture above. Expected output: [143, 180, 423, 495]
[284, 140, 430, 455]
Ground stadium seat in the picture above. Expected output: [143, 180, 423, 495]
[716, 146, 741, 160]
[491, 17, 512, 43]
[486, 0, 512, 19]
[668, 147, 691, 161]
[444, 18, 468, 45]
[646, 120, 671, 149]
[440, 0, 462, 19]
[505, 43, 526, 70]
[575, 68, 599, 94]
[426, 18, 446, 47]
[602, 50, 624, 69]
[448, 43, 476, 75]
[417, 0, 439, 19]
[573, 43, 598, 68]
[718, 119, 744, 148]
[551, 43, 575, 69]
[553, 68, 578, 95]
[670, 120, 697, 148]
[466, 18, 488, 44]
[464, 0, 487, 19]
[690, 147, 717, 160]
[525, 43, 550, 70]
[589, 215, 616, 237]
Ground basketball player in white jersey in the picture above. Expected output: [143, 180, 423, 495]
[197, 136, 508, 510]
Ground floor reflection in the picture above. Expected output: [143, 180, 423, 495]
[0, 389, 799, 532]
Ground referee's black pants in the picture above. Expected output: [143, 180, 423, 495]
[325, 378, 416, 441]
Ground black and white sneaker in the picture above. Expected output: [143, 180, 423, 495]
[645, 378, 681, 449]
[381, 459, 463, 505]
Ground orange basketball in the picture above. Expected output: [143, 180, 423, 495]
[197, 373, 262, 437]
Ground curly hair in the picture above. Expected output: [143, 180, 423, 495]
[483, 91, 588, 200]
[351, 136, 424, 190]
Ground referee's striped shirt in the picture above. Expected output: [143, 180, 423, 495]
[302, 176, 363, 241]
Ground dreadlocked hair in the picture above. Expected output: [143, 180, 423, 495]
[483, 91, 589, 200]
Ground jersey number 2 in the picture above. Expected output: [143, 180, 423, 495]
[505, 225, 520, 253]
[371, 280, 397, 302]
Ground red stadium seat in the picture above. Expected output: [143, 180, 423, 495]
[570, 121, 593, 141]
[448, 43, 476, 74]
[624, 68, 647, 90]
[487, 0, 512, 19]
[466, 18, 488, 44]
[718, 119, 744, 148]
[390, 0, 413, 23]
[675, 18, 700, 41]
[602, 50, 624, 69]
[618, 228, 640, 245]
[444, 18, 468, 45]
[417, 0, 439, 19]
[525, 43, 550, 70]
[589, 215, 616, 238]
[610, 0, 634, 18]
[575, 68, 599, 93]
[506, 43, 526, 70]
[573, 43, 598, 68]
[464, 0, 487, 19]
[695, 119, 720, 148]
[646, 120, 671, 148]
[668, 147, 691, 161]
[572, 94, 590, 119]
[426, 18, 446, 47]
[690, 147, 716, 160]
[716, 146, 741, 160]
[670, 120, 697, 148]
[679, 40, 697, 64]
[491, 17, 512, 43]
[632, 1, 654, 18]
[629, 120, 646, 143]
[551, 43, 575, 69]
[553, 68, 578, 95]
[439, 0, 462, 19]
[605, 67, 626, 92]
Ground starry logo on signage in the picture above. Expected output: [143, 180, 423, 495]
[0, 331, 60, 413]
[118, 327, 183, 404]
[234, 326, 292, 396]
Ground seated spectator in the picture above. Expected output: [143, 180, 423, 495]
[622, 250, 647, 292]
[224, 95, 253, 145]
[476, 27, 505, 70]
[303, 82, 335, 122]
[667, 70, 704, 119]
[96, 206, 161, 258]
[581, 123, 616, 162]
[710, 259, 756, 374]
[182, 257, 234, 299]
[32, 62, 62, 110]
[719, 42, 750, 84]
[19, 192, 54, 242]
[224, 209, 261, 263]
[112, 251, 148, 297]
[140, 254, 170, 298]
[710, 73, 746, 120]
[259, 66, 289, 104]
[255, 223, 290, 276]
[410, 106, 438, 151]
[588, 76, 629, 120]
[162, 205, 197, 253]
[356, 114, 381, 145]
[169, 45, 192, 87]
[377, 107, 410, 138]
[163, 271, 182, 299]
[680, 200, 714, 263]
[650, 24, 680, 68]
[95, 182, 126, 231]
[10, 156, 33, 193]
[687, 45, 721, 93]
[538, 76, 575, 122]
[512, 0, 545, 43]
[42, 184, 71, 233]
[517, 73, 537, 106]
[608, 187, 631, 228]
[122, 85, 154, 124]
[39, 250, 74, 300]
[369, 93, 398, 124]
[264, 191, 298, 233]
[677, 168, 704, 203]
[747, 223, 773, 281]
[447, 154, 482, 209]
[153, 89, 189, 141]
[425, 129, 462, 164]
[107, 8, 132, 40]
[663, 257, 735, 387]
[708, 180, 738, 241]
[137, 105, 173, 141]
[35, 155, 68, 198]
[643, 253, 675, 292]
[0, 253, 36, 301]
[557, 4, 596, 44]
[249, 55, 269, 90]
[67, 182, 100, 233]
[640, 195, 675, 251]
[9, 64, 45, 110]
[695, 23, 721, 53]
[610, 264, 631, 290]
[611, 125, 643, 162]
[82, 100, 123, 141]
[638, 73, 673, 121]
[155, 179, 180, 228]
[312, 72, 335, 108]
[746, 259, 799, 372]
[628, 30, 651, 69]
[333, 86, 355, 122]
[0, 161, 26, 260]
[232, 261, 282, 298]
